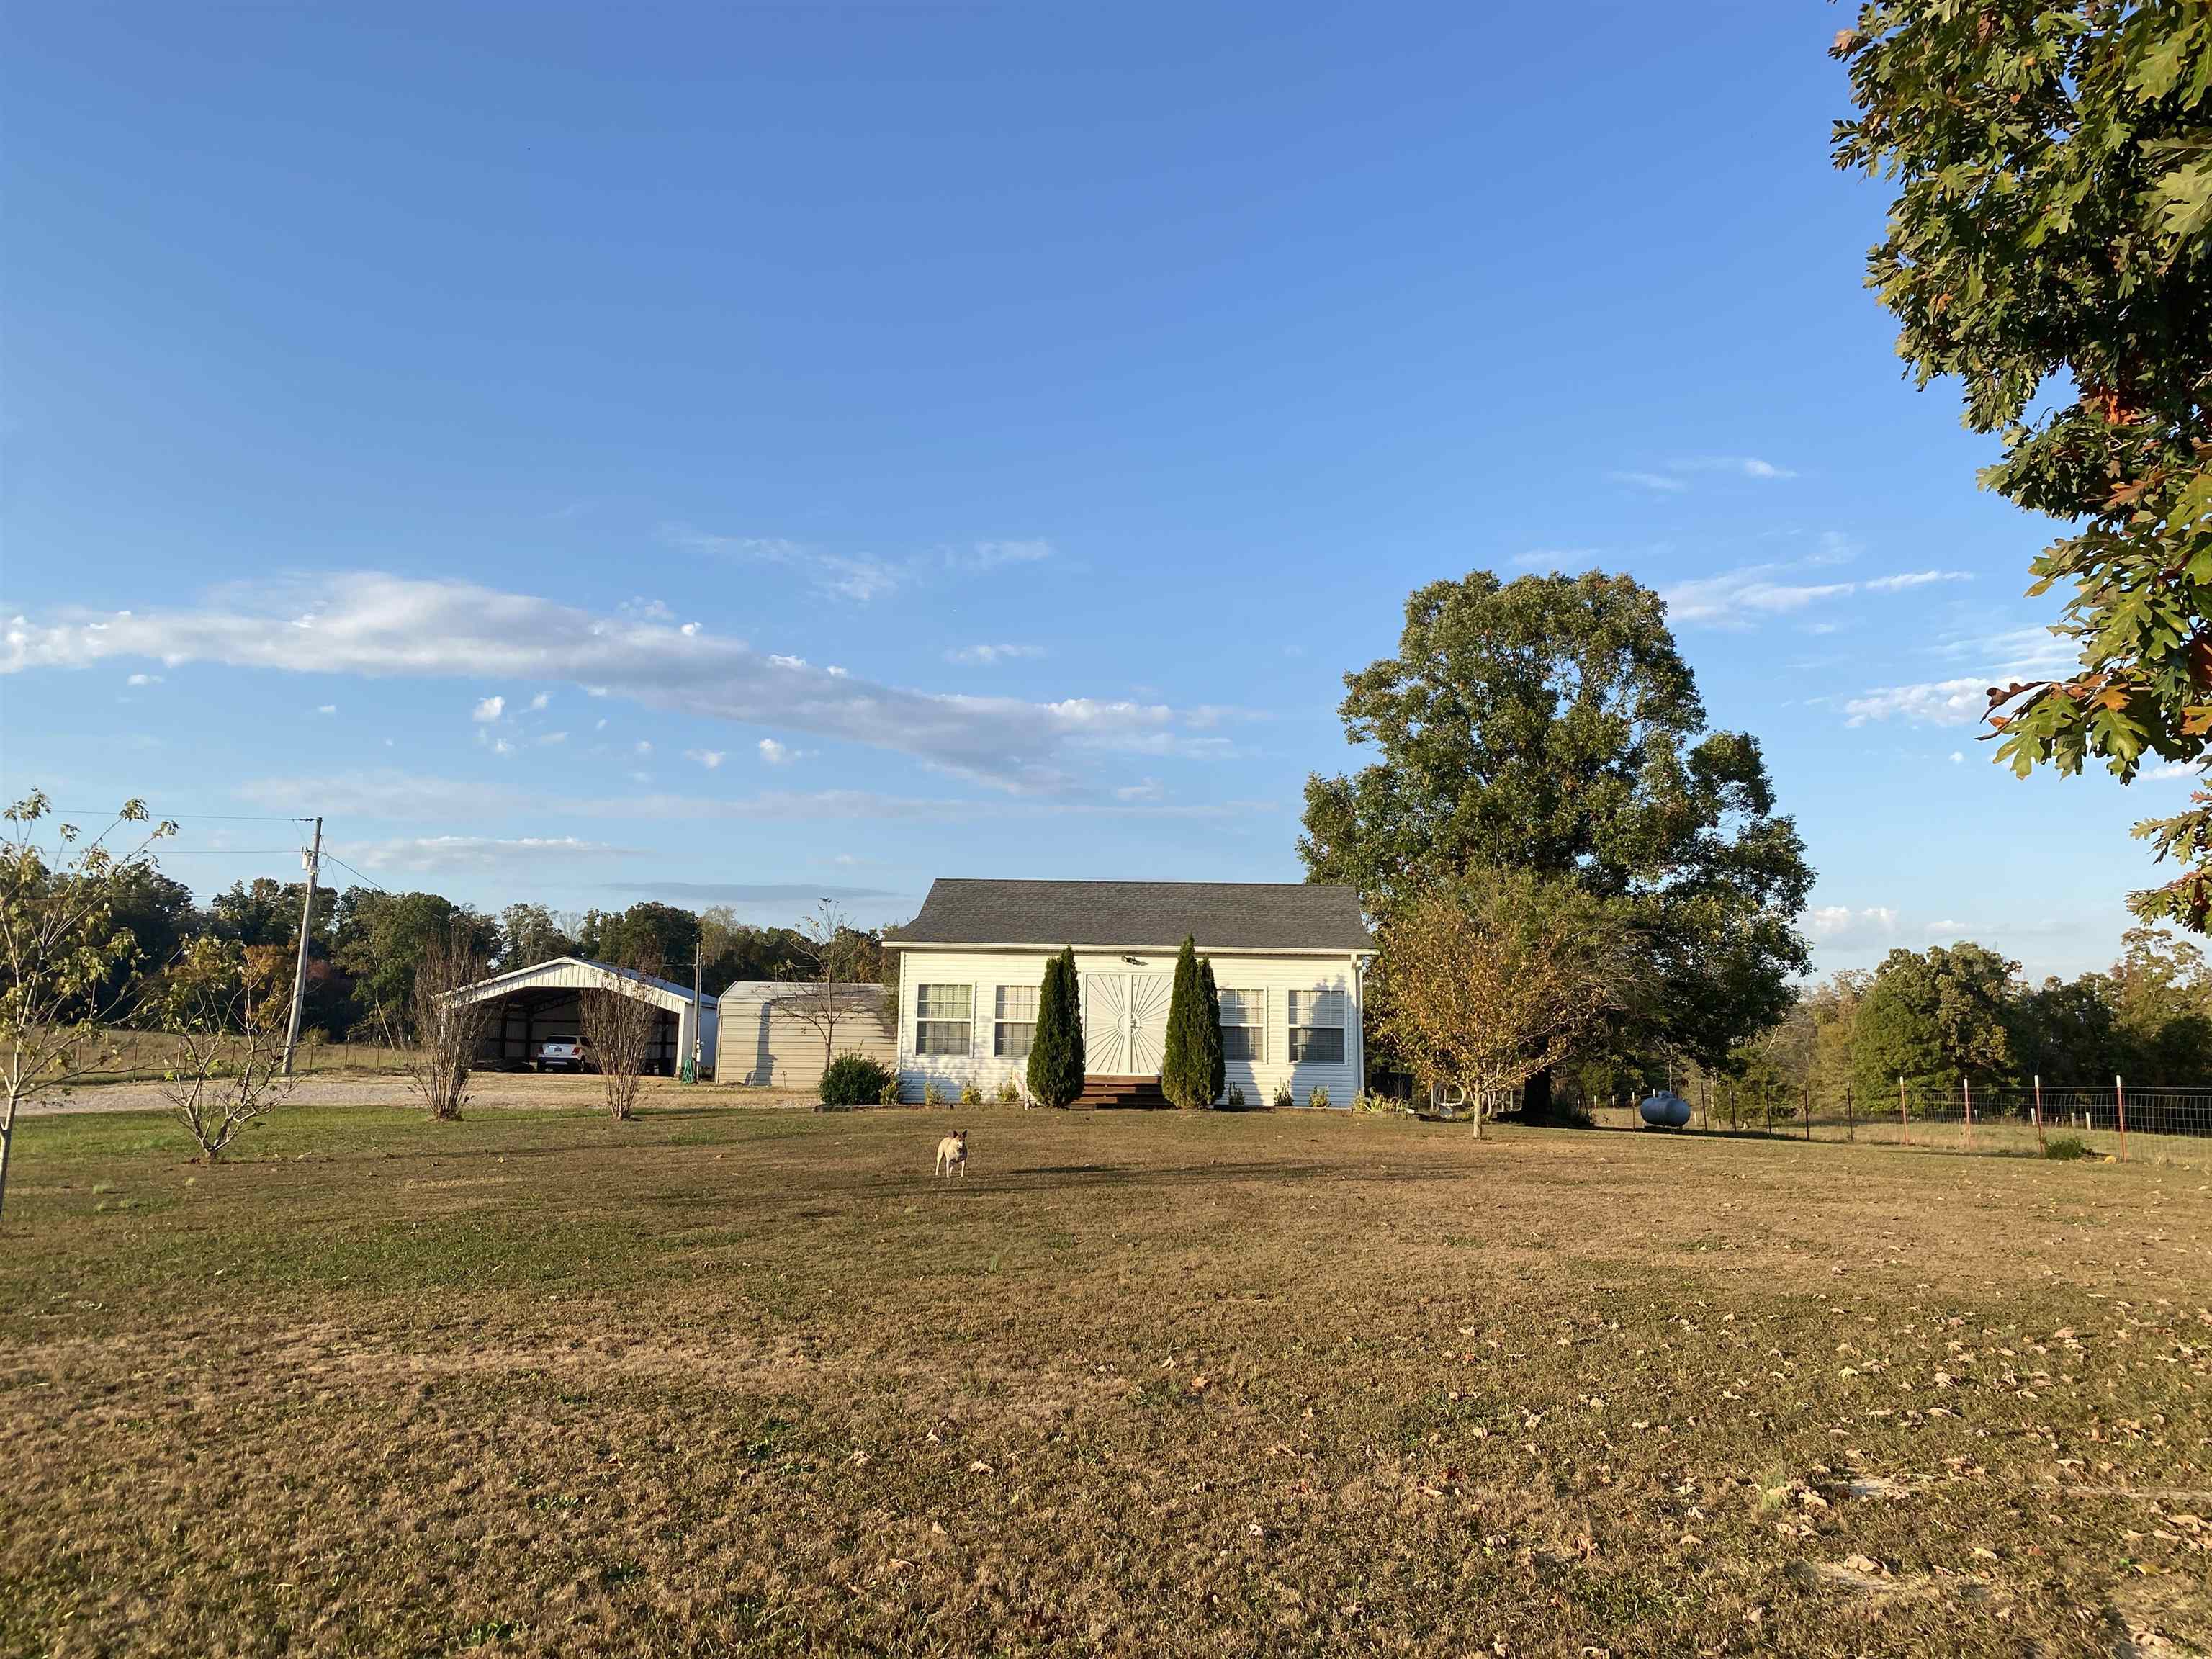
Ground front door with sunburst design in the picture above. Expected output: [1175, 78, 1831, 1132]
[1082, 973, 1171, 1075]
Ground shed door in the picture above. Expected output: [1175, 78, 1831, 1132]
[1083, 973, 1170, 1076]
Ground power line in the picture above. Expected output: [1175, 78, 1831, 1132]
[48, 811, 315, 823]
[318, 850, 390, 894]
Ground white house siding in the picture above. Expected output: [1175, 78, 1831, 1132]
[893, 947, 1366, 1106]
[714, 988, 896, 1087]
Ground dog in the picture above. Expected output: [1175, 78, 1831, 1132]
[933, 1129, 969, 1179]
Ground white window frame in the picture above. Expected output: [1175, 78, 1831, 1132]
[993, 984, 1038, 1059]
[1218, 987, 1264, 1062]
[1288, 989, 1346, 1065]
[914, 984, 973, 1057]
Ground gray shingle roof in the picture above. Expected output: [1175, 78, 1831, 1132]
[886, 879, 1373, 953]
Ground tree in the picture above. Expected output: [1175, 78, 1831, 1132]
[1301, 570, 1812, 1069]
[1026, 946, 1085, 1109]
[778, 900, 878, 1084]
[579, 953, 662, 1121]
[157, 937, 297, 1160]
[1371, 870, 1650, 1138]
[1851, 943, 2022, 1106]
[2015, 972, 2129, 1085]
[1833, 6, 2212, 925]
[496, 903, 575, 970]
[1160, 937, 1213, 1109]
[577, 902, 700, 976]
[1198, 956, 1226, 1106]
[0, 792, 176, 1219]
[2106, 926, 2212, 1082]
[392, 923, 491, 1120]
[334, 890, 494, 1031]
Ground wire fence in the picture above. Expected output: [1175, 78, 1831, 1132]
[1578, 1078, 2212, 1164]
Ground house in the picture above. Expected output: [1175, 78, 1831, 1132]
[885, 878, 1375, 1105]
[714, 979, 895, 1087]
[452, 956, 717, 1076]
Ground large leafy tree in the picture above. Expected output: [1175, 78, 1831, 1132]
[1851, 943, 2023, 1105]
[1302, 570, 1814, 1068]
[1833, 5, 2212, 923]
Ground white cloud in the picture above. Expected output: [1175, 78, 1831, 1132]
[946, 643, 1046, 666]
[1, 573, 1226, 791]
[1863, 570, 1974, 593]
[539, 730, 568, 745]
[1843, 677, 1990, 727]
[953, 539, 1053, 570]
[316, 704, 338, 716]
[663, 526, 906, 603]
[757, 738, 795, 765]
[1661, 566, 1856, 628]
[1807, 904, 1899, 943]
[1114, 778, 1164, 801]
[768, 654, 807, 670]
[1949, 750, 1965, 764]
[343, 834, 639, 874]
[687, 747, 727, 769]
[125, 672, 162, 687]
[1673, 455, 1797, 480]
[1611, 470, 1689, 493]
[621, 597, 674, 621]
[526, 691, 550, 711]
[2144, 761, 2207, 781]
[239, 768, 1279, 825]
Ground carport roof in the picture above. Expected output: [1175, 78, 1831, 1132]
[446, 956, 718, 1010]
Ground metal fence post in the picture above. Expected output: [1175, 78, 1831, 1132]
[1845, 1082, 1856, 1142]
[1802, 1088, 1811, 1141]
[1898, 1074, 1910, 1146]
[2031, 1074, 2046, 1156]
[2116, 1073, 2128, 1163]
[1963, 1075, 1974, 1147]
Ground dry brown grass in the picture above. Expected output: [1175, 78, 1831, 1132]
[1, 1104, 2207, 1658]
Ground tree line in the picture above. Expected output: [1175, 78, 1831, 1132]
[81, 872, 887, 1040]
[1711, 930, 2212, 1115]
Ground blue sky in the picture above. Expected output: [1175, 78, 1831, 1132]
[0, 4, 2162, 980]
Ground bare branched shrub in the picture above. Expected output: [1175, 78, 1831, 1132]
[778, 900, 876, 1083]
[158, 938, 297, 1159]
[1372, 870, 1650, 1138]
[399, 926, 491, 1121]
[580, 956, 661, 1121]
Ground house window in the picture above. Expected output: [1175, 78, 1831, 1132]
[1218, 989, 1263, 1061]
[1287, 989, 1346, 1064]
[914, 984, 973, 1056]
[994, 984, 1038, 1058]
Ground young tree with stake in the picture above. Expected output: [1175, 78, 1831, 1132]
[158, 936, 299, 1160]
[0, 792, 175, 1221]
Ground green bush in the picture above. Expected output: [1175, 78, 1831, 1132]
[2044, 1134, 2096, 1161]
[820, 1052, 893, 1108]
[1161, 938, 1212, 1110]
[1223, 1084, 1248, 1110]
[1026, 946, 1086, 1109]
[923, 1079, 947, 1107]
[958, 1082, 983, 1107]
[1308, 1085, 1331, 1110]
[877, 1070, 905, 1106]
[993, 1078, 1021, 1106]
[1271, 1082, 1294, 1110]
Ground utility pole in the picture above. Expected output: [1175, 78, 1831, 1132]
[685, 940, 703, 1083]
[281, 817, 321, 1077]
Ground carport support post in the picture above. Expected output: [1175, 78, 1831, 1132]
[685, 942, 703, 1084]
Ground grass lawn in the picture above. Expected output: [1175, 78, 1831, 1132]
[1, 1104, 2207, 1658]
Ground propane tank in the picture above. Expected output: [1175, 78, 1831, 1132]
[1639, 1091, 1691, 1128]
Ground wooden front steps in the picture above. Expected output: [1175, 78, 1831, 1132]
[1068, 1074, 1171, 1110]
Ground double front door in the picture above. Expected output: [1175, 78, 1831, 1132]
[1082, 972, 1170, 1075]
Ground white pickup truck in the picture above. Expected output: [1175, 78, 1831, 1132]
[534, 1037, 593, 1074]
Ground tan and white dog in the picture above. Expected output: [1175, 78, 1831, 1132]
[933, 1129, 969, 1179]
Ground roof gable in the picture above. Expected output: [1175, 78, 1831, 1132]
[886, 879, 1372, 953]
